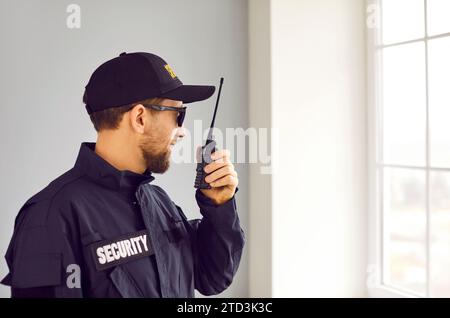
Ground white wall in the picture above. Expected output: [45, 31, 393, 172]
[249, 0, 368, 297]
[0, 0, 248, 298]
[248, 0, 273, 297]
[1, 0, 369, 298]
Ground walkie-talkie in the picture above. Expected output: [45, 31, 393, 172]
[194, 77, 224, 189]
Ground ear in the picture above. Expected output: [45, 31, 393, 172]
[128, 104, 148, 134]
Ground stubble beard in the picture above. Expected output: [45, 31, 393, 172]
[140, 135, 171, 174]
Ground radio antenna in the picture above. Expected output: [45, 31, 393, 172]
[207, 77, 224, 141]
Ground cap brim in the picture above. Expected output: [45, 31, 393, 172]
[159, 85, 216, 104]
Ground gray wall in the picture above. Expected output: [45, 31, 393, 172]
[0, 0, 248, 298]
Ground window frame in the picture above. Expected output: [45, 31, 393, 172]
[367, 0, 450, 298]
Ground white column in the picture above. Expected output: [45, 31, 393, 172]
[248, 0, 273, 297]
[249, 0, 368, 297]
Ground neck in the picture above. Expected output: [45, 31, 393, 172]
[95, 131, 146, 174]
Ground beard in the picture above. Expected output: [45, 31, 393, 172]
[139, 134, 171, 174]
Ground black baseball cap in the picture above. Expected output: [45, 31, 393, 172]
[83, 52, 216, 114]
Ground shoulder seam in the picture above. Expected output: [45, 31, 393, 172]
[45, 173, 88, 222]
[17, 172, 89, 230]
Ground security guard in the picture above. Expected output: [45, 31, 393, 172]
[1, 52, 245, 297]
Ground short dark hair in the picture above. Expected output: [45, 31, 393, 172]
[84, 92, 164, 132]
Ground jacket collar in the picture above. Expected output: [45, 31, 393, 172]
[74, 142, 155, 192]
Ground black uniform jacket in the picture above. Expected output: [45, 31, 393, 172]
[1, 142, 245, 297]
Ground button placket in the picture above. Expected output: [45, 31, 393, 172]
[135, 185, 169, 297]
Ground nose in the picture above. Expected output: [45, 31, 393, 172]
[176, 127, 186, 139]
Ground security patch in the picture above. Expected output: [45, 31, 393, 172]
[89, 230, 154, 271]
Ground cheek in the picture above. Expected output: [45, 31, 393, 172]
[156, 126, 175, 145]
[159, 113, 177, 138]
[146, 115, 176, 145]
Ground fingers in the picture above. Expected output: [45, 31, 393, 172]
[204, 159, 230, 174]
[205, 164, 237, 184]
[209, 174, 239, 188]
[210, 149, 230, 163]
[204, 149, 231, 173]
[195, 147, 230, 165]
[201, 148, 238, 187]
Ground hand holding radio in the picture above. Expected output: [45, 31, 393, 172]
[194, 77, 238, 205]
[198, 148, 238, 205]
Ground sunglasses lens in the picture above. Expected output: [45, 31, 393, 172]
[178, 111, 186, 127]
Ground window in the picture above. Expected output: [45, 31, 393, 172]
[368, 0, 450, 297]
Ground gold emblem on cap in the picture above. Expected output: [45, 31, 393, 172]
[164, 64, 177, 79]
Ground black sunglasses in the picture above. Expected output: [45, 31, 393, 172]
[141, 104, 187, 127]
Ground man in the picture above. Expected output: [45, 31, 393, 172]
[1, 52, 245, 297]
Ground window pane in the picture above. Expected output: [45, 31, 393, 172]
[429, 37, 450, 167]
[382, 0, 424, 45]
[430, 171, 450, 297]
[382, 43, 426, 166]
[382, 168, 426, 295]
[427, 0, 450, 36]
